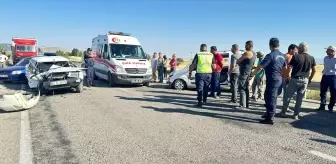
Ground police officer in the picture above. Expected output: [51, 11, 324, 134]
[250, 38, 286, 124]
[189, 44, 216, 107]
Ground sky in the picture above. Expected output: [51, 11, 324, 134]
[1, 0, 335, 61]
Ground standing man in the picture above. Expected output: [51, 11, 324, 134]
[250, 38, 286, 124]
[236, 41, 257, 108]
[0, 52, 8, 68]
[209, 46, 224, 98]
[189, 44, 216, 107]
[157, 52, 165, 83]
[151, 52, 158, 82]
[317, 46, 336, 113]
[279, 42, 316, 119]
[279, 44, 298, 100]
[251, 51, 265, 101]
[229, 44, 241, 103]
[170, 54, 177, 73]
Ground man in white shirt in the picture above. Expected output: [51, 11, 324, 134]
[0, 52, 9, 68]
[317, 45, 336, 113]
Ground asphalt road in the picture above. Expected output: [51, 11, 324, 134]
[0, 80, 336, 164]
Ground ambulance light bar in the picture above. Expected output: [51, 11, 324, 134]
[108, 31, 131, 36]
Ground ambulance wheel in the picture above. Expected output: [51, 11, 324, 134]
[108, 72, 116, 87]
[93, 69, 98, 80]
[143, 82, 150, 87]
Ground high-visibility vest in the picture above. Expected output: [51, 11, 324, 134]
[196, 52, 213, 73]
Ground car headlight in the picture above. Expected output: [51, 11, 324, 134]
[11, 70, 22, 74]
[147, 67, 152, 73]
[115, 66, 123, 73]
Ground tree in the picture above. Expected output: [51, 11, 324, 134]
[177, 58, 184, 66]
[0, 44, 7, 54]
[71, 48, 80, 56]
[56, 50, 65, 56]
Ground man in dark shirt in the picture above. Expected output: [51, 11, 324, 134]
[250, 38, 286, 124]
[189, 44, 216, 107]
[236, 41, 257, 108]
[278, 42, 316, 119]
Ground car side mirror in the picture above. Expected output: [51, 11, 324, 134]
[103, 52, 108, 59]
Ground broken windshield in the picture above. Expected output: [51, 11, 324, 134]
[109, 44, 146, 59]
[37, 61, 70, 72]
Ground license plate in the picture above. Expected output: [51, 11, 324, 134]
[50, 80, 67, 86]
[131, 79, 143, 83]
[0, 74, 8, 78]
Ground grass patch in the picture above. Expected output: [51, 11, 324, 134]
[305, 89, 329, 101]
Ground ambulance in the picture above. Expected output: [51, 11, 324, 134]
[91, 31, 152, 87]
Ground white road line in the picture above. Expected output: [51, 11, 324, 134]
[309, 150, 336, 162]
[20, 110, 33, 164]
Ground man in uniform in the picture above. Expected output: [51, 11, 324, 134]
[236, 41, 257, 108]
[251, 51, 265, 101]
[250, 38, 286, 124]
[189, 44, 216, 107]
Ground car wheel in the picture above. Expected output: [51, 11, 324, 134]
[75, 81, 83, 93]
[93, 69, 98, 80]
[143, 82, 150, 87]
[173, 79, 186, 90]
[108, 72, 116, 87]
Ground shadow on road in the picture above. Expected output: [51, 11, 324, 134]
[310, 138, 336, 146]
[0, 109, 26, 114]
[291, 112, 336, 139]
[116, 94, 266, 123]
[142, 106, 260, 123]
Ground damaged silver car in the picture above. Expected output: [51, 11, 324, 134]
[25, 56, 85, 94]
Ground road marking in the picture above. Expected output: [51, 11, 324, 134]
[20, 110, 33, 164]
[309, 150, 336, 162]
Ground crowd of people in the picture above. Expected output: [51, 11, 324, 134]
[151, 52, 177, 83]
[187, 38, 335, 125]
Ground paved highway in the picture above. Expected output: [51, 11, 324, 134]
[0, 81, 335, 164]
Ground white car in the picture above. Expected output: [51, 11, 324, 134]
[167, 50, 244, 90]
[25, 56, 85, 94]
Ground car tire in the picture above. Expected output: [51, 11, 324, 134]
[75, 81, 83, 93]
[93, 69, 98, 80]
[173, 79, 186, 90]
[143, 82, 150, 87]
[108, 72, 116, 87]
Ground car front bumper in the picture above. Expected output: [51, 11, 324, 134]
[0, 73, 26, 82]
[42, 78, 82, 90]
[112, 73, 152, 85]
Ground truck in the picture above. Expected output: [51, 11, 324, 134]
[90, 31, 152, 87]
[11, 37, 38, 64]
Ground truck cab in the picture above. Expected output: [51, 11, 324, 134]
[91, 31, 152, 87]
[11, 38, 38, 64]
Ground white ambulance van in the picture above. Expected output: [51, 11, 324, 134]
[91, 31, 152, 87]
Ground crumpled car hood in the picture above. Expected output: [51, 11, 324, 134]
[0, 91, 40, 111]
[47, 65, 86, 73]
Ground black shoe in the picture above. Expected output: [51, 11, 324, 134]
[261, 115, 266, 119]
[259, 119, 274, 125]
[317, 106, 325, 111]
[195, 103, 203, 108]
[329, 109, 334, 113]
